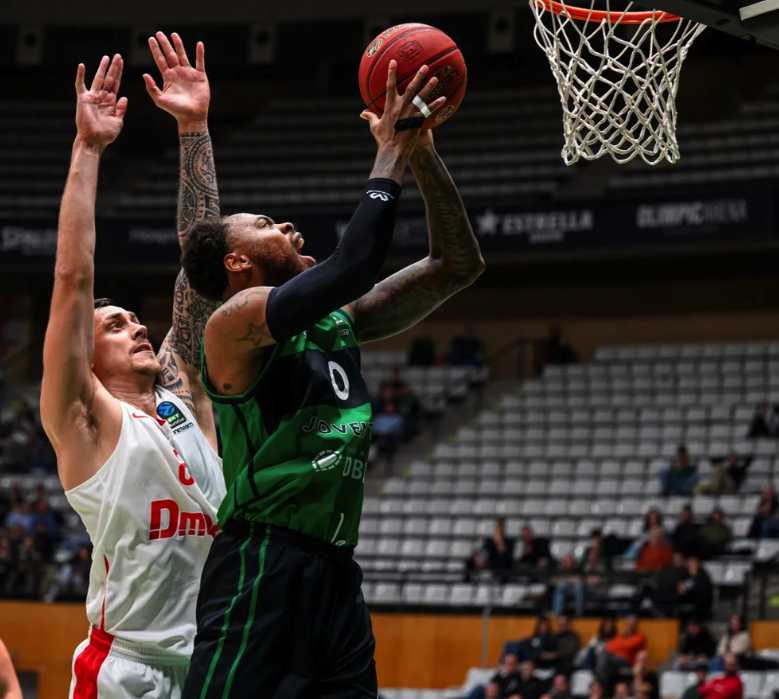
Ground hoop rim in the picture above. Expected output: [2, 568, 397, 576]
[534, 0, 683, 23]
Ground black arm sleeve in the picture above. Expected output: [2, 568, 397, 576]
[265, 177, 401, 342]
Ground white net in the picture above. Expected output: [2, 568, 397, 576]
[530, 0, 706, 165]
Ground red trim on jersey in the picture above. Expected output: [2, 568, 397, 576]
[131, 412, 167, 426]
[72, 628, 114, 699]
[100, 556, 109, 631]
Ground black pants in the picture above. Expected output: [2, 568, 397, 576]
[182, 521, 377, 699]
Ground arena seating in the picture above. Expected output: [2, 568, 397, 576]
[358, 340, 779, 608]
[114, 87, 574, 218]
[607, 90, 779, 191]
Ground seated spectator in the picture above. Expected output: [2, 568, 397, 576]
[448, 324, 485, 367]
[636, 528, 673, 571]
[517, 617, 557, 668]
[632, 650, 659, 699]
[652, 551, 690, 617]
[681, 663, 711, 699]
[748, 484, 779, 539]
[700, 654, 743, 699]
[0, 535, 14, 596]
[483, 518, 516, 577]
[578, 618, 617, 671]
[484, 682, 501, 699]
[709, 616, 750, 673]
[659, 446, 698, 497]
[541, 674, 572, 699]
[3, 501, 34, 538]
[464, 550, 487, 583]
[694, 453, 753, 495]
[672, 505, 700, 557]
[747, 400, 778, 438]
[625, 510, 665, 560]
[493, 654, 523, 699]
[697, 508, 731, 560]
[5, 534, 42, 598]
[675, 619, 717, 670]
[636, 682, 656, 699]
[551, 616, 581, 674]
[517, 660, 547, 699]
[588, 682, 604, 699]
[408, 335, 436, 367]
[541, 325, 579, 367]
[44, 543, 91, 603]
[32, 497, 56, 538]
[613, 682, 632, 699]
[32, 520, 54, 562]
[372, 385, 405, 462]
[552, 556, 588, 617]
[518, 525, 553, 570]
[597, 615, 646, 689]
[582, 529, 612, 572]
[677, 557, 714, 619]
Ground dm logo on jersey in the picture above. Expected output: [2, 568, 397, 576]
[157, 401, 186, 429]
[312, 449, 342, 472]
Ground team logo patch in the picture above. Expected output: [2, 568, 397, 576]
[366, 38, 383, 57]
[157, 401, 187, 429]
[312, 449, 342, 472]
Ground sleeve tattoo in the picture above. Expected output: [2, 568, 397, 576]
[350, 146, 484, 344]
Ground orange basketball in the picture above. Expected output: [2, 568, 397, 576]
[359, 23, 467, 129]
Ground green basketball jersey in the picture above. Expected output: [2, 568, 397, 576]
[201, 308, 371, 547]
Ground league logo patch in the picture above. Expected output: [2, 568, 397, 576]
[157, 401, 187, 429]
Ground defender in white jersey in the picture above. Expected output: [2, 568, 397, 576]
[40, 35, 226, 699]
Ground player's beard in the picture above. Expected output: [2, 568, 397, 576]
[257, 241, 309, 287]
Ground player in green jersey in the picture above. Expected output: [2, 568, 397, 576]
[177, 58, 484, 699]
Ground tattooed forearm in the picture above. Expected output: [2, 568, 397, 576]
[177, 130, 220, 242]
[171, 269, 220, 367]
[157, 336, 196, 413]
[349, 145, 484, 344]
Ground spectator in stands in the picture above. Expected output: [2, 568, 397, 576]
[492, 654, 523, 699]
[625, 510, 666, 561]
[699, 654, 743, 699]
[44, 543, 91, 603]
[636, 682, 656, 699]
[517, 660, 546, 699]
[464, 550, 487, 583]
[518, 525, 553, 570]
[551, 616, 581, 675]
[3, 501, 33, 538]
[5, 534, 42, 598]
[652, 551, 689, 617]
[709, 616, 750, 673]
[483, 518, 516, 578]
[632, 650, 659, 699]
[448, 324, 485, 367]
[747, 400, 778, 438]
[675, 619, 717, 670]
[552, 555, 585, 617]
[748, 484, 779, 539]
[694, 453, 753, 495]
[0, 535, 13, 596]
[541, 325, 579, 368]
[597, 615, 646, 689]
[408, 335, 437, 367]
[484, 683, 500, 699]
[613, 682, 632, 699]
[659, 446, 698, 497]
[696, 508, 731, 560]
[588, 682, 604, 699]
[636, 528, 673, 571]
[672, 505, 700, 557]
[582, 529, 612, 572]
[372, 385, 405, 462]
[681, 663, 710, 699]
[578, 618, 617, 671]
[541, 674, 572, 699]
[517, 617, 557, 668]
[32, 497, 56, 538]
[676, 557, 713, 619]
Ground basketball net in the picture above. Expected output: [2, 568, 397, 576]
[530, 0, 706, 165]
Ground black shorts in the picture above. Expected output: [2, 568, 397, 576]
[182, 520, 377, 699]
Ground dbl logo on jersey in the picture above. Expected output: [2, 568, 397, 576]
[157, 401, 186, 429]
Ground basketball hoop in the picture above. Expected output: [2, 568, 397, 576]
[530, 0, 706, 165]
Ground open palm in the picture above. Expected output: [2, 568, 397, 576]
[144, 32, 209, 124]
[75, 55, 127, 149]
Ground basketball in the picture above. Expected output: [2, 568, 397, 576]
[359, 23, 467, 129]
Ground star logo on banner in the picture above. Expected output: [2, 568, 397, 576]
[475, 209, 501, 235]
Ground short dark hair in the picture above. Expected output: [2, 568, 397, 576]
[180, 217, 230, 301]
[94, 297, 114, 310]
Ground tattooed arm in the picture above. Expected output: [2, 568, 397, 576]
[346, 130, 485, 343]
[145, 32, 220, 448]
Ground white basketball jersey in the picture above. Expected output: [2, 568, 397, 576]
[65, 387, 226, 658]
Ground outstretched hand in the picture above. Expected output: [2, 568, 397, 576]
[360, 61, 446, 154]
[144, 32, 209, 127]
[75, 54, 127, 151]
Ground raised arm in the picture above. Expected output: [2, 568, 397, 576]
[40, 56, 127, 487]
[144, 32, 220, 444]
[346, 129, 485, 343]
